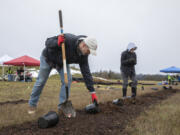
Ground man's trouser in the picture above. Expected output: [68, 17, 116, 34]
[121, 71, 137, 97]
[28, 55, 72, 109]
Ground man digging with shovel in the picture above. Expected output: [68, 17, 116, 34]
[28, 33, 99, 118]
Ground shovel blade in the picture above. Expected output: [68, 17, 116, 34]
[60, 100, 76, 118]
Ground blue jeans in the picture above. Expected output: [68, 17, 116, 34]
[8, 74, 13, 81]
[28, 55, 72, 108]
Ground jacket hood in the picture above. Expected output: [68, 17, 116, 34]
[127, 42, 137, 51]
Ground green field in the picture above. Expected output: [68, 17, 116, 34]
[0, 78, 180, 135]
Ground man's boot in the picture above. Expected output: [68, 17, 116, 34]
[131, 87, 137, 98]
[122, 88, 127, 99]
[112, 88, 127, 106]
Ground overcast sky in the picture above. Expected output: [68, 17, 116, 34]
[0, 0, 179, 74]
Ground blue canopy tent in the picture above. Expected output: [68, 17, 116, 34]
[160, 66, 180, 81]
[160, 66, 180, 73]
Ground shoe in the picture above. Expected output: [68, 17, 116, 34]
[28, 106, 36, 114]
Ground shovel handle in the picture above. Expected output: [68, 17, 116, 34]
[65, 86, 69, 100]
[59, 10, 63, 33]
[59, 10, 69, 100]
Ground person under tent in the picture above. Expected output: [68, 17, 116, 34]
[16, 67, 24, 81]
[6, 67, 13, 81]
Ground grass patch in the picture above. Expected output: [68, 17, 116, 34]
[126, 91, 180, 135]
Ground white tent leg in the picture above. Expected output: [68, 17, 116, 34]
[24, 65, 25, 82]
[2, 66, 4, 79]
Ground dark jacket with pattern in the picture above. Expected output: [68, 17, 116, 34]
[42, 33, 95, 92]
[120, 50, 137, 76]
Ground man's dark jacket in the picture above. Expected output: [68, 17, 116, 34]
[42, 33, 95, 92]
[120, 50, 137, 76]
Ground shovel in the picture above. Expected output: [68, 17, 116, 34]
[58, 10, 76, 118]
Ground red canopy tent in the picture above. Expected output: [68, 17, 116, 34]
[3, 55, 40, 81]
[3, 55, 40, 66]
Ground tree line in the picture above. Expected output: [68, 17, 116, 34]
[92, 70, 167, 81]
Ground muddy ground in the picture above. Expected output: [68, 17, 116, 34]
[0, 89, 178, 135]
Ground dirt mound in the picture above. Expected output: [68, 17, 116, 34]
[0, 89, 178, 135]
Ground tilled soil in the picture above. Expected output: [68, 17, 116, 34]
[0, 89, 178, 135]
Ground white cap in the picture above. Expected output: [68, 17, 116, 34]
[127, 42, 137, 51]
[84, 37, 97, 56]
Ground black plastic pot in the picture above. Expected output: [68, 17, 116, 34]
[85, 101, 100, 114]
[38, 111, 59, 129]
